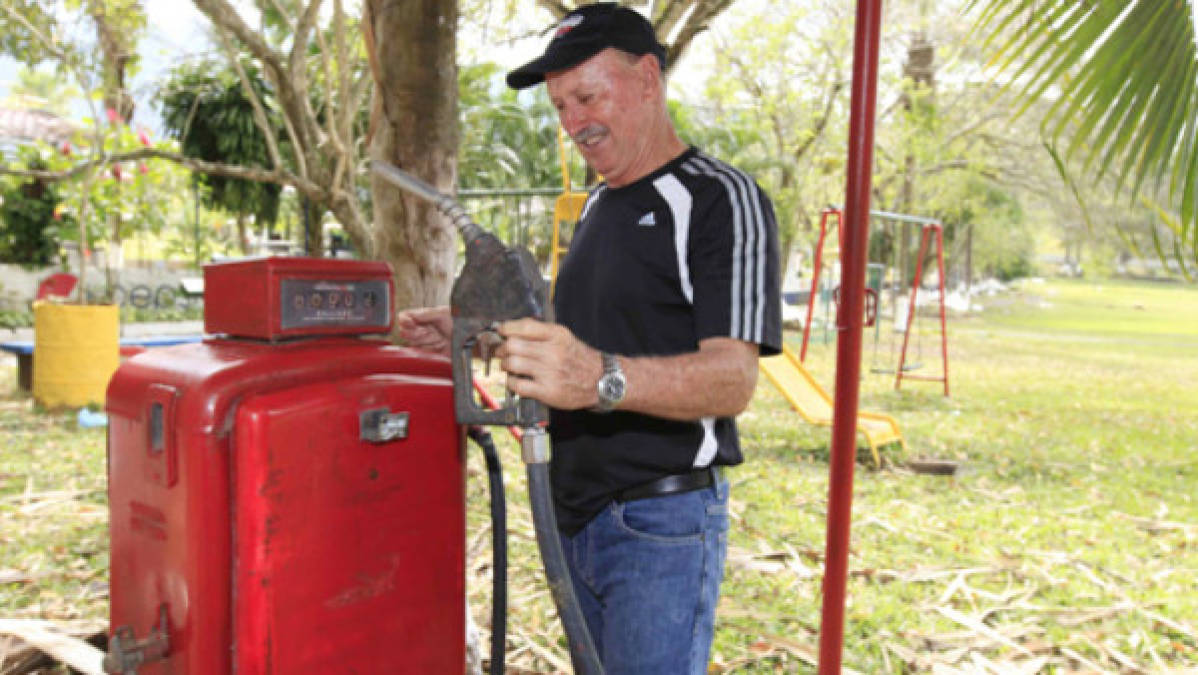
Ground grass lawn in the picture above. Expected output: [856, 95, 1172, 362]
[2, 277, 1196, 672]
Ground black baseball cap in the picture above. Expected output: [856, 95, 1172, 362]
[506, 3, 666, 90]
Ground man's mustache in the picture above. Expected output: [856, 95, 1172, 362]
[573, 125, 608, 146]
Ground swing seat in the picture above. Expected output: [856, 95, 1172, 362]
[760, 345, 907, 467]
[869, 361, 923, 375]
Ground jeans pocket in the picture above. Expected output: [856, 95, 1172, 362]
[612, 493, 705, 545]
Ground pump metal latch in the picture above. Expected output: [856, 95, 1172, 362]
[103, 605, 170, 674]
[360, 408, 410, 443]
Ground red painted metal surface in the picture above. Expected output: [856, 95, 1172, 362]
[473, 378, 524, 442]
[801, 208, 840, 363]
[203, 257, 394, 340]
[819, 0, 883, 671]
[895, 223, 951, 396]
[106, 338, 463, 673]
[233, 374, 464, 672]
[36, 272, 78, 300]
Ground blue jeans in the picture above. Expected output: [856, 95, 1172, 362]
[559, 477, 730, 674]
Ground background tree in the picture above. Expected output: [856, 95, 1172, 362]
[968, 0, 1198, 274]
[457, 61, 576, 262]
[6, 66, 83, 115]
[3, 0, 752, 311]
[704, 0, 851, 280]
[159, 59, 283, 255]
[0, 154, 74, 266]
[363, 0, 459, 308]
[863, 0, 1063, 286]
[535, 0, 736, 73]
[86, 0, 144, 123]
[0, 0, 152, 297]
[2, 1, 390, 292]
[458, 63, 564, 192]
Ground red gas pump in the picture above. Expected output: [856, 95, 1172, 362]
[104, 257, 466, 673]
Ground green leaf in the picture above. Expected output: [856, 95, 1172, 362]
[972, 0, 1198, 270]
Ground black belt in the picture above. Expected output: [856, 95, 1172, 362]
[615, 467, 721, 503]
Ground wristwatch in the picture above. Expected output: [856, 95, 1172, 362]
[593, 352, 626, 413]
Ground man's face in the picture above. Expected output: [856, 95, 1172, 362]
[546, 49, 656, 188]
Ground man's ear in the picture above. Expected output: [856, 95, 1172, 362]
[635, 52, 663, 100]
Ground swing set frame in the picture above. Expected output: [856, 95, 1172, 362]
[799, 206, 950, 396]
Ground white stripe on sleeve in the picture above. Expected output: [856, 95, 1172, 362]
[682, 156, 768, 343]
[682, 158, 746, 338]
[652, 174, 695, 304]
[693, 416, 718, 467]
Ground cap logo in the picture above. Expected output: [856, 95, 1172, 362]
[555, 14, 584, 37]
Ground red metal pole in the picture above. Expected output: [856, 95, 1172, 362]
[934, 226, 950, 396]
[801, 209, 835, 362]
[894, 224, 950, 396]
[817, 0, 883, 671]
[895, 224, 932, 391]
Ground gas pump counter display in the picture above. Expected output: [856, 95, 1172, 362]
[280, 278, 390, 330]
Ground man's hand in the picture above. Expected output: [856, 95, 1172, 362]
[496, 318, 603, 410]
[396, 306, 453, 356]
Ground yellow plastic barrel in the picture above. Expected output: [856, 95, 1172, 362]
[32, 302, 120, 408]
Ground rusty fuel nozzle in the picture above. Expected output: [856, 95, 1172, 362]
[372, 159, 601, 674]
[369, 160, 484, 243]
[370, 159, 551, 429]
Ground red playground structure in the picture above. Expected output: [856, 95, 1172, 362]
[799, 207, 950, 396]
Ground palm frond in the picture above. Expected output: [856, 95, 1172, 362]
[968, 0, 1198, 268]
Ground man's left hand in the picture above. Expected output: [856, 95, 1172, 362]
[496, 318, 602, 410]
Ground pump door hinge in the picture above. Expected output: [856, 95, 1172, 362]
[103, 604, 170, 674]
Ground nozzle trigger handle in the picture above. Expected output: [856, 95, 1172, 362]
[452, 322, 547, 427]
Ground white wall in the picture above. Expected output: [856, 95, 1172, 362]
[0, 256, 198, 305]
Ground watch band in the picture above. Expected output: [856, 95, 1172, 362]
[601, 351, 619, 376]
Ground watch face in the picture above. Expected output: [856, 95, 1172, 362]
[600, 373, 626, 403]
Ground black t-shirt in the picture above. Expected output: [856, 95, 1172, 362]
[551, 146, 782, 534]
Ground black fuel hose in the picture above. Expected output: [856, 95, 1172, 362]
[526, 461, 604, 674]
[466, 427, 506, 675]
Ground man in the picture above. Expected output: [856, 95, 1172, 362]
[398, 3, 781, 672]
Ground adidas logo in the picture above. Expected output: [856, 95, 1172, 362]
[637, 212, 656, 226]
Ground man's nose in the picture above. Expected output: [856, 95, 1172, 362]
[557, 105, 586, 136]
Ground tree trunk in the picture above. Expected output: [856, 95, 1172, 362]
[89, 0, 137, 123]
[298, 197, 325, 257]
[366, 0, 460, 311]
[965, 224, 973, 292]
[900, 30, 935, 291]
[236, 212, 250, 255]
[90, 1, 138, 297]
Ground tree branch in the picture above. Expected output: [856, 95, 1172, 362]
[536, 0, 571, 19]
[266, 0, 296, 32]
[665, 0, 734, 70]
[190, 0, 318, 153]
[792, 80, 843, 164]
[938, 111, 1007, 153]
[652, 0, 690, 43]
[0, 3, 103, 142]
[191, 0, 287, 86]
[291, 0, 328, 150]
[213, 30, 284, 171]
[0, 149, 326, 200]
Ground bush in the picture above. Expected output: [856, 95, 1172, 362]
[0, 172, 71, 266]
[120, 305, 203, 323]
[0, 309, 33, 329]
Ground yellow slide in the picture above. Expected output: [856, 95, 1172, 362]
[759, 345, 906, 467]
